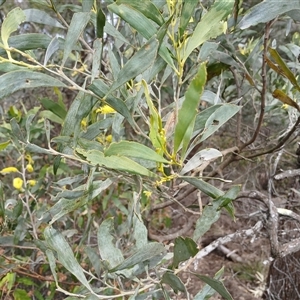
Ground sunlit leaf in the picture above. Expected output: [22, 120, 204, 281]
[77, 148, 157, 177]
[173, 62, 207, 157]
[183, 1, 234, 61]
[272, 89, 300, 111]
[268, 47, 300, 91]
[1, 7, 26, 58]
[105, 141, 169, 163]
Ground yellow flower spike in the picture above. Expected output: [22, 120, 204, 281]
[13, 177, 24, 191]
[0, 167, 19, 174]
[281, 104, 289, 110]
[27, 180, 36, 187]
[26, 164, 34, 173]
[96, 105, 116, 114]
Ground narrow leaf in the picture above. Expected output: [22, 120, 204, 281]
[77, 148, 156, 177]
[173, 62, 207, 156]
[105, 141, 169, 163]
[1, 7, 26, 54]
[0, 71, 66, 100]
[24, 9, 65, 28]
[88, 79, 135, 127]
[108, 37, 159, 94]
[116, 0, 164, 26]
[239, 0, 300, 29]
[109, 242, 165, 272]
[44, 37, 60, 65]
[199, 104, 241, 142]
[272, 89, 300, 111]
[96, 8, 106, 39]
[191, 273, 233, 300]
[44, 226, 92, 291]
[268, 47, 300, 91]
[180, 176, 224, 199]
[183, 1, 234, 61]
[62, 12, 90, 65]
[92, 39, 103, 81]
[161, 272, 186, 294]
[108, 2, 156, 39]
[179, 0, 198, 38]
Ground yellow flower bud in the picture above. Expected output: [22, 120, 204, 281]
[0, 167, 19, 174]
[105, 135, 112, 143]
[13, 177, 24, 191]
[27, 180, 36, 187]
[26, 164, 34, 173]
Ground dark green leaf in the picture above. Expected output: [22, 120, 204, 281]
[161, 272, 186, 294]
[39, 98, 67, 119]
[191, 273, 233, 300]
[108, 2, 156, 39]
[180, 176, 224, 199]
[173, 237, 198, 268]
[179, 0, 198, 38]
[116, 0, 164, 26]
[96, 8, 106, 38]
[109, 242, 165, 272]
[88, 79, 135, 127]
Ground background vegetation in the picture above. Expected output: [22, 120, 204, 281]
[1, 0, 300, 299]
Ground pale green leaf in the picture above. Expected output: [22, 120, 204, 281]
[62, 12, 90, 65]
[44, 37, 60, 65]
[44, 226, 92, 291]
[199, 104, 241, 142]
[97, 218, 124, 268]
[77, 148, 157, 177]
[0, 71, 66, 100]
[105, 141, 169, 163]
[183, 1, 234, 61]
[239, 0, 300, 29]
[24, 9, 65, 28]
[1, 7, 26, 50]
